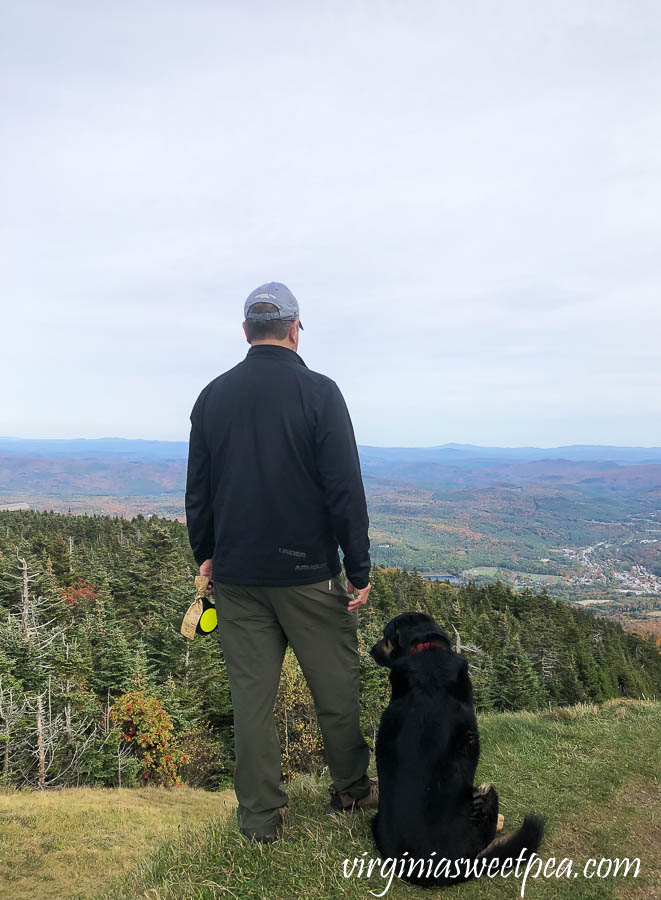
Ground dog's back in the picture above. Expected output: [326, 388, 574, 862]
[370, 612, 545, 887]
[371, 648, 485, 862]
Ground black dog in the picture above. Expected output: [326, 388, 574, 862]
[369, 611, 544, 887]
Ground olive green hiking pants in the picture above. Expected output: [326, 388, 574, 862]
[213, 574, 371, 839]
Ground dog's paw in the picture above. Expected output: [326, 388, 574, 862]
[497, 813, 504, 831]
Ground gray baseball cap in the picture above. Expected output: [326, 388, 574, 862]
[244, 282, 304, 330]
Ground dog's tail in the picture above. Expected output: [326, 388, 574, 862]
[476, 813, 545, 869]
[401, 813, 545, 888]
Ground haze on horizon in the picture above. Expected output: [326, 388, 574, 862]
[2, 1, 660, 448]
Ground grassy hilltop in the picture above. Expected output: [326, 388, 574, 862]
[102, 700, 659, 900]
[1, 510, 660, 898]
[4, 700, 651, 900]
[101, 700, 660, 900]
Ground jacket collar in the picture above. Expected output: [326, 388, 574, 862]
[246, 344, 307, 368]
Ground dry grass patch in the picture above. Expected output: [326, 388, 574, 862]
[0, 785, 236, 900]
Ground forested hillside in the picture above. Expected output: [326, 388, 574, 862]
[1, 509, 659, 791]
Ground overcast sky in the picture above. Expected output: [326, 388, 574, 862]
[2, 1, 660, 447]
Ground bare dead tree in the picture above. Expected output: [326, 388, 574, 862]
[449, 624, 485, 661]
[4, 553, 89, 788]
[98, 690, 132, 788]
[0, 677, 27, 779]
[59, 642, 75, 745]
[116, 734, 134, 788]
[19, 679, 106, 789]
[7, 553, 67, 647]
[538, 648, 559, 682]
[8, 553, 41, 636]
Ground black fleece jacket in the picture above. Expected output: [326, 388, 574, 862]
[185, 343, 371, 588]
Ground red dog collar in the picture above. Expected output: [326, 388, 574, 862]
[410, 640, 444, 654]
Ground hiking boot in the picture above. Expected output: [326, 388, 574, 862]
[241, 805, 287, 844]
[329, 777, 379, 813]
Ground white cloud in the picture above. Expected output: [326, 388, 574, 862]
[2, 0, 660, 445]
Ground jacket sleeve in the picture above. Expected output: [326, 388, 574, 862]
[185, 394, 215, 568]
[315, 379, 371, 589]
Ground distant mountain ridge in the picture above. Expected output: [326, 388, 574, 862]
[2, 436, 661, 464]
[0, 436, 189, 460]
[360, 443, 661, 464]
[2, 437, 660, 621]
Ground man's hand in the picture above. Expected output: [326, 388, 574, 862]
[346, 580, 371, 612]
[200, 559, 214, 596]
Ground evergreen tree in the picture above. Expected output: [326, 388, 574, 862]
[127, 641, 158, 692]
[89, 622, 135, 697]
[1, 509, 660, 789]
[492, 636, 545, 711]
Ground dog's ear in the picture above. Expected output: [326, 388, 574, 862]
[435, 629, 453, 650]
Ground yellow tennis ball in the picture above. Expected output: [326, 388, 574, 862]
[199, 607, 218, 633]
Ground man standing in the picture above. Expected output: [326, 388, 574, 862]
[185, 282, 377, 843]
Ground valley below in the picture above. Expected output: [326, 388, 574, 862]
[2, 437, 660, 642]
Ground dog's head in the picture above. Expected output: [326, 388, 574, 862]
[369, 611, 452, 667]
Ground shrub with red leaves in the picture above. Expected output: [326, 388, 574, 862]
[111, 690, 185, 787]
[62, 577, 97, 607]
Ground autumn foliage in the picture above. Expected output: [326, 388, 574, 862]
[111, 690, 189, 787]
[61, 577, 97, 607]
[275, 649, 324, 778]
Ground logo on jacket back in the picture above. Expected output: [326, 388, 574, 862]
[278, 547, 306, 558]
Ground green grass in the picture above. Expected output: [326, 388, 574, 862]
[103, 700, 661, 900]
